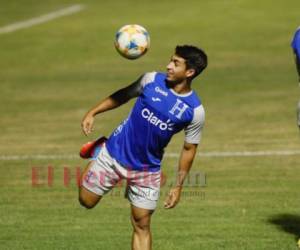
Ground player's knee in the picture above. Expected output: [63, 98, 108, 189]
[78, 196, 97, 209]
[133, 223, 150, 234]
[132, 218, 150, 233]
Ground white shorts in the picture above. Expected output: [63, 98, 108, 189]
[82, 144, 161, 210]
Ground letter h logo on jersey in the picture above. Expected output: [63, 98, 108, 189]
[169, 99, 188, 119]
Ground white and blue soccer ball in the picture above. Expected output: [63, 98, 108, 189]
[114, 24, 150, 60]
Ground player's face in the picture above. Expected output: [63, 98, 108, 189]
[166, 55, 194, 83]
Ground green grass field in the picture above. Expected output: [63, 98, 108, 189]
[1, 0, 300, 249]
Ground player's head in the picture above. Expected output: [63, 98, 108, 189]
[166, 45, 207, 83]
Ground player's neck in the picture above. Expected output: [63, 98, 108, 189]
[170, 80, 192, 94]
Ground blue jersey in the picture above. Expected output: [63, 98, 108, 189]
[106, 72, 205, 172]
[291, 27, 300, 59]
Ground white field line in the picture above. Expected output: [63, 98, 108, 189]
[0, 4, 85, 34]
[1, 150, 300, 161]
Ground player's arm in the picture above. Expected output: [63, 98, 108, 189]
[164, 105, 205, 209]
[295, 55, 300, 129]
[81, 76, 143, 136]
[295, 54, 300, 81]
[164, 142, 197, 209]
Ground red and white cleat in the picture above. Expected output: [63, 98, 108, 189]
[79, 136, 107, 159]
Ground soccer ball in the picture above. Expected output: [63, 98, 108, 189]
[114, 24, 150, 60]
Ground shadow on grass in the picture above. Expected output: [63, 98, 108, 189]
[268, 214, 300, 241]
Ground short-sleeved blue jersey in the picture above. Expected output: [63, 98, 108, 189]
[105, 72, 205, 172]
[291, 27, 300, 59]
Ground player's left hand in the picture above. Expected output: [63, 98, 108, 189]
[164, 186, 182, 209]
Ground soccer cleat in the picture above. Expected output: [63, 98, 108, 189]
[79, 136, 107, 159]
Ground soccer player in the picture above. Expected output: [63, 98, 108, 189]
[291, 27, 300, 249]
[78, 45, 207, 250]
[291, 26, 300, 128]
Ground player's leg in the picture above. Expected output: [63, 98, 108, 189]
[130, 204, 154, 250]
[79, 161, 102, 209]
[79, 136, 108, 208]
[79, 143, 121, 209]
[126, 170, 161, 250]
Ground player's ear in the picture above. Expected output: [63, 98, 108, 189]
[185, 68, 195, 78]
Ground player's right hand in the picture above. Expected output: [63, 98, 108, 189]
[81, 113, 95, 136]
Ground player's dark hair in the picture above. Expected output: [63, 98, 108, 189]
[175, 45, 208, 79]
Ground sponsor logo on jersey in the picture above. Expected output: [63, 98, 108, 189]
[155, 87, 168, 97]
[151, 97, 161, 102]
[141, 108, 174, 131]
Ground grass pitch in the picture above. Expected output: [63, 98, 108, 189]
[1, 0, 300, 249]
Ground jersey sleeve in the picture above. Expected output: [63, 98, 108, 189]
[113, 72, 156, 101]
[292, 28, 300, 56]
[139, 72, 156, 88]
[184, 105, 205, 144]
[291, 28, 300, 80]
